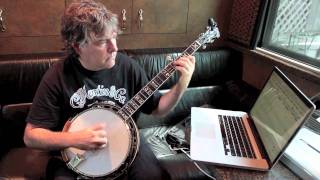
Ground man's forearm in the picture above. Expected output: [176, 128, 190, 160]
[152, 55, 195, 116]
[24, 124, 74, 150]
[152, 82, 186, 116]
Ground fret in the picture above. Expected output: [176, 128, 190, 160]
[117, 110, 129, 120]
[132, 97, 142, 106]
[147, 82, 157, 91]
[143, 86, 153, 96]
[124, 105, 134, 114]
[154, 76, 163, 85]
[116, 22, 219, 121]
[191, 41, 201, 50]
[139, 90, 148, 99]
[166, 64, 175, 74]
[127, 102, 135, 110]
[185, 47, 194, 55]
[129, 101, 139, 109]
[185, 41, 201, 55]
[162, 67, 174, 78]
[169, 67, 175, 74]
[122, 108, 131, 116]
[182, 51, 190, 56]
[158, 73, 167, 81]
[134, 95, 145, 104]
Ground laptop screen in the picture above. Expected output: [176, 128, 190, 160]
[250, 67, 315, 164]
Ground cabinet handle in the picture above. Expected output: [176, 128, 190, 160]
[138, 9, 143, 29]
[0, 8, 6, 32]
[121, 9, 127, 30]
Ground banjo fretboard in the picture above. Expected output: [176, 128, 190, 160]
[117, 20, 219, 121]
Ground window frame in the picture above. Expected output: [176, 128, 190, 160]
[253, 0, 320, 179]
[257, 0, 320, 68]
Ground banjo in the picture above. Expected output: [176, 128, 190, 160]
[61, 18, 220, 179]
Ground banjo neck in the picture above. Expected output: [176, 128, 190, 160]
[117, 18, 220, 121]
[117, 41, 202, 121]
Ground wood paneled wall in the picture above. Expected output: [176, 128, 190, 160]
[0, 0, 233, 57]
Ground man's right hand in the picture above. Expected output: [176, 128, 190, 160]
[24, 122, 108, 151]
[70, 123, 108, 150]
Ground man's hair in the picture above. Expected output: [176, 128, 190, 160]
[61, 0, 119, 57]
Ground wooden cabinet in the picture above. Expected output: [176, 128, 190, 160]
[95, 0, 190, 49]
[99, 0, 132, 34]
[0, 0, 63, 37]
[95, 0, 188, 34]
[0, 0, 219, 56]
[131, 0, 188, 34]
[66, 0, 133, 34]
[117, 0, 219, 50]
[0, 0, 65, 55]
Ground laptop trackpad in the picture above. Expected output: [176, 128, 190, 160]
[194, 122, 216, 139]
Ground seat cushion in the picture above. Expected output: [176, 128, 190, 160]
[0, 148, 49, 179]
[1, 103, 32, 149]
[159, 154, 216, 180]
[136, 86, 223, 128]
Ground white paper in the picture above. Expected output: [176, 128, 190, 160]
[285, 127, 320, 178]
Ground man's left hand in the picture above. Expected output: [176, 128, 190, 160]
[173, 55, 195, 89]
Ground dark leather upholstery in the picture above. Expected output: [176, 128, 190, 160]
[2, 103, 31, 150]
[132, 49, 242, 89]
[0, 58, 60, 105]
[0, 48, 251, 179]
[137, 86, 223, 128]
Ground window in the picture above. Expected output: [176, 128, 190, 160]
[260, 0, 320, 68]
[258, 0, 320, 179]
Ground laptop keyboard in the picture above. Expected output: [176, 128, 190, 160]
[218, 115, 256, 159]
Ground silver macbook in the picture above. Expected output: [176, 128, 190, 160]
[190, 67, 316, 170]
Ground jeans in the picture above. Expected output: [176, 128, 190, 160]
[46, 135, 169, 180]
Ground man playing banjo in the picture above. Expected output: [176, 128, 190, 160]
[23, 0, 195, 179]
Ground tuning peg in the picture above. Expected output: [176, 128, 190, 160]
[202, 45, 207, 49]
[208, 18, 216, 30]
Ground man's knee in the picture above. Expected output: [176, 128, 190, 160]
[128, 165, 169, 180]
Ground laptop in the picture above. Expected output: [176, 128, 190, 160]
[190, 67, 316, 170]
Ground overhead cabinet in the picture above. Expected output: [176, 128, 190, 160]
[0, 0, 64, 55]
[0, 0, 217, 55]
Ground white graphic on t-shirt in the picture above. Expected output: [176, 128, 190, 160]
[70, 85, 87, 108]
[70, 85, 127, 108]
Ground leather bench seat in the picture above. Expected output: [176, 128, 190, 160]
[0, 48, 257, 179]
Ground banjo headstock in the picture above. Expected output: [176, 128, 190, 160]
[197, 18, 220, 49]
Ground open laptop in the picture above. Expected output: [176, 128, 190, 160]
[190, 67, 316, 170]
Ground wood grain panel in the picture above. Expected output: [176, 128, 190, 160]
[0, 0, 64, 37]
[101, 0, 132, 34]
[66, 0, 132, 34]
[0, 36, 63, 55]
[186, 0, 230, 48]
[132, 0, 188, 33]
[118, 33, 189, 49]
[0, 0, 227, 55]
[188, 0, 218, 35]
[242, 50, 320, 97]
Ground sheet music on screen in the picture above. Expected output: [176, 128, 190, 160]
[250, 71, 311, 162]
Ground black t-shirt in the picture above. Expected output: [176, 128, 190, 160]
[26, 53, 161, 131]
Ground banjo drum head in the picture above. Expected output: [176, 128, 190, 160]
[63, 108, 131, 178]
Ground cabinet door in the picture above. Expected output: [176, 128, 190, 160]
[0, 0, 64, 55]
[100, 0, 132, 34]
[66, 0, 132, 34]
[132, 0, 188, 33]
[0, 0, 63, 37]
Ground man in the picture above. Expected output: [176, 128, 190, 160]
[23, 0, 195, 179]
